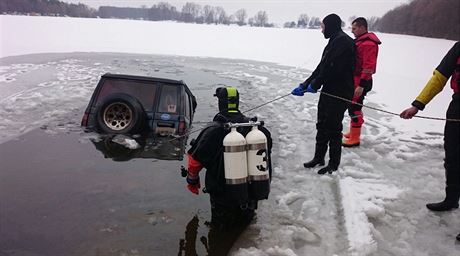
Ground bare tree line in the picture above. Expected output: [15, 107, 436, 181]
[283, 14, 321, 29]
[378, 0, 459, 40]
[0, 0, 274, 27]
[284, 14, 378, 30]
[1, 0, 459, 39]
[0, 0, 96, 18]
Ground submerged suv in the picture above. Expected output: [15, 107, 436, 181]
[81, 73, 196, 136]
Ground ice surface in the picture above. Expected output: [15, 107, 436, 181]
[1, 15, 459, 256]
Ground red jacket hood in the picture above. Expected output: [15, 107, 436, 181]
[356, 32, 381, 45]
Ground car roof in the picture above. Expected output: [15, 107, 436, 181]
[102, 73, 186, 85]
[101, 73, 195, 98]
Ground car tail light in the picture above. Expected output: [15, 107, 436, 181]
[178, 121, 186, 135]
[81, 113, 89, 127]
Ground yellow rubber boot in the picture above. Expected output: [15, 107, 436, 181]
[342, 127, 361, 147]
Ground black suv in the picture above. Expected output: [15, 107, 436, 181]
[81, 73, 196, 136]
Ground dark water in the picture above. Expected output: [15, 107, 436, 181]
[0, 53, 258, 256]
[0, 52, 286, 256]
[0, 128, 209, 256]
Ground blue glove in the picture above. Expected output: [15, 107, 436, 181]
[291, 85, 306, 96]
[306, 84, 317, 93]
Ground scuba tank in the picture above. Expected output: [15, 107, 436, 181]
[223, 127, 248, 205]
[245, 124, 270, 200]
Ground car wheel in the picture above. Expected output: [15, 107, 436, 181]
[96, 93, 145, 134]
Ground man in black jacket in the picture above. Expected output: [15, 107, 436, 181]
[292, 13, 355, 175]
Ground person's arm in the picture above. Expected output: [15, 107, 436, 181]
[301, 63, 320, 88]
[413, 42, 459, 110]
[354, 43, 378, 98]
[359, 43, 378, 83]
[186, 154, 203, 195]
[185, 125, 224, 194]
[185, 128, 211, 195]
[400, 42, 459, 119]
[187, 154, 203, 177]
[411, 70, 448, 110]
[401, 69, 449, 119]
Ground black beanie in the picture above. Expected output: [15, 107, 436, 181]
[322, 13, 342, 38]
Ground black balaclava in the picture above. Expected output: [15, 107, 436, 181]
[214, 87, 239, 113]
[322, 13, 342, 39]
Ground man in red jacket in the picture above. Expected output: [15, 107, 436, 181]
[343, 17, 382, 147]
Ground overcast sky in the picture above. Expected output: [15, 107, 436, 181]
[63, 0, 410, 24]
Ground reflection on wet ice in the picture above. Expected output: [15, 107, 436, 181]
[178, 215, 248, 256]
[89, 133, 186, 161]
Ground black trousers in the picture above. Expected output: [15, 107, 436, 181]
[444, 94, 460, 195]
[210, 194, 256, 230]
[314, 93, 349, 169]
[348, 79, 372, 128]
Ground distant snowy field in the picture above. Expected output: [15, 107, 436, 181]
[1, 15, 459, 256]
[0, 15, 456, 133]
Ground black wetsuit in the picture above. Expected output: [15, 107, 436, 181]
[187, 111, 272, 229]
[302, 29, 355, 169]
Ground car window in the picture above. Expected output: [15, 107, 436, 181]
[96, 79, 157, 110]
[158, 85, 178, 114]
[183, 90, 191, 120]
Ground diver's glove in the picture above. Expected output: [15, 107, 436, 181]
[186, 173, 200, 195]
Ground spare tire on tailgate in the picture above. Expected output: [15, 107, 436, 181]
[95, 93, 145, 134]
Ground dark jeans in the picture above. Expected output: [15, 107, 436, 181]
[444, 94, 460, 193]
[315, 93, 349, 169]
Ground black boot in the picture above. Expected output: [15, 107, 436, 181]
[304, 132, 327, 168]
[426, 199, 459, 211]
[426, 200, 459, 211]
[328, 132, 342, 171]
[303, 158, 325, 168]
[317, 165, 337, 175]
[457, 233, 460, 242]
[426, 186, 460, 211]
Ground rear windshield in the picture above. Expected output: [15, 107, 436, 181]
[158, 85, 178, 114]
[96, 79, 157, 109]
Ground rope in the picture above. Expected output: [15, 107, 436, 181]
[167, 93, 292, 142]
[168, 89, 459, 142]
[167, 124, 208, 142]
[242, 93, 292, 114]
[318, 91, 460, 122]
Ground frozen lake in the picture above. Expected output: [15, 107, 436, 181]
[1, 50, 459, 255]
